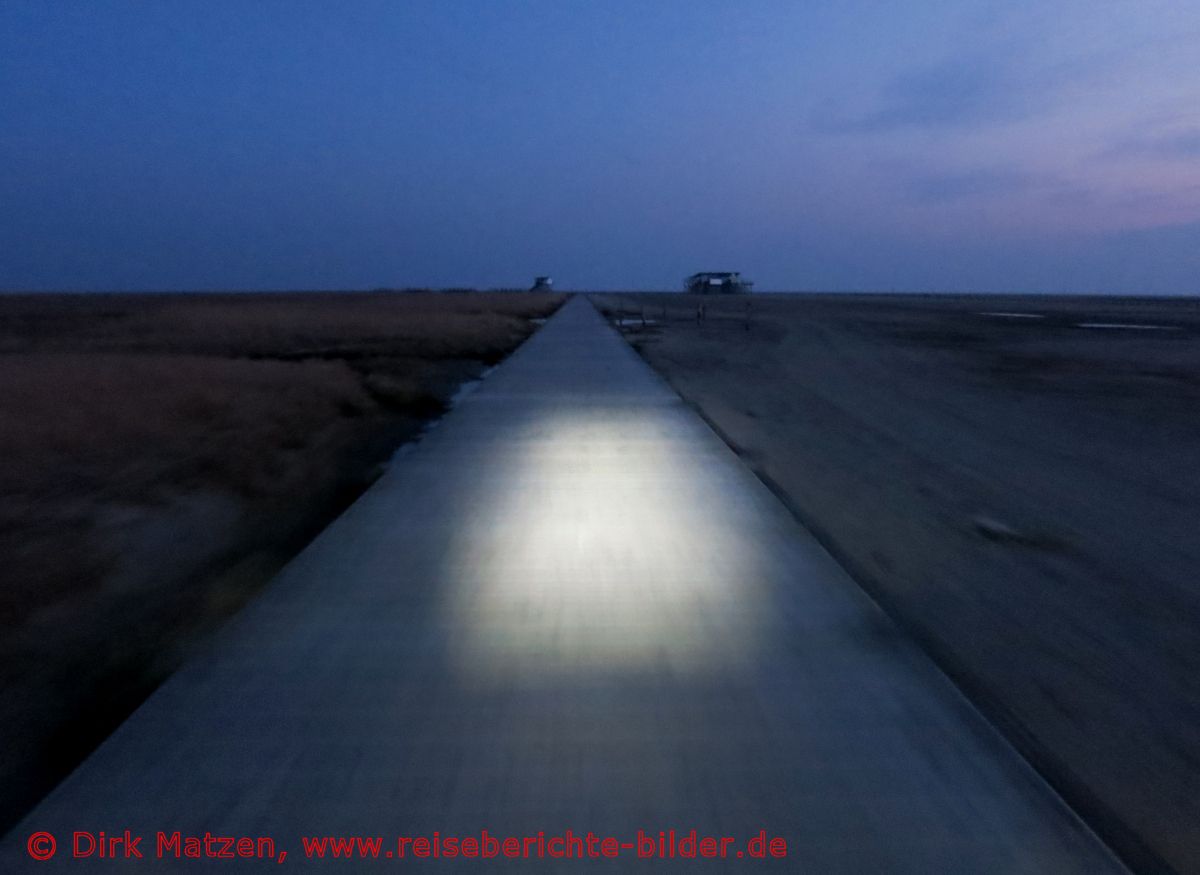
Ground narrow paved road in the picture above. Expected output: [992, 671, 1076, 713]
[4, 297, 1124, 872]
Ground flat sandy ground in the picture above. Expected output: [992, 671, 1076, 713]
[0, 290, 563, 834]
[594, 292, 1200, 875]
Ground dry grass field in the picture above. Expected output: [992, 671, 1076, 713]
[594, 291, 1200, 875]
[0, 290, 563, 834]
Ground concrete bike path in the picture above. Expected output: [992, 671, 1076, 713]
[4, 296, 1125, 872]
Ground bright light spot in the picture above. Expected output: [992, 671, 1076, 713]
[442, 410, 772, 684]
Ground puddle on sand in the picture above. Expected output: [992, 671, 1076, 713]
[1075, 322, 1180, 331]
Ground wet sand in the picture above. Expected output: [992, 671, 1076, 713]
[594, 292, 1200, 875]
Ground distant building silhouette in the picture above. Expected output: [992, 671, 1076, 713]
[684, 272, 751, 294]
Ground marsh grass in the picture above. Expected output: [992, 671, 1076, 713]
[0, 290, 564, 833]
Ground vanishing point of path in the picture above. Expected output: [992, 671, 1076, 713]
[4, 297, 1125, 872]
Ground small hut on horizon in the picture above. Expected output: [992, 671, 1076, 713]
[684, 272, 751, 294]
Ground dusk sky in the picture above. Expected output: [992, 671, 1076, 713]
[2, 1, 1199, 293]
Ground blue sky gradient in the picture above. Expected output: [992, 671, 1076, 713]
[2, 1, 1198, 292]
